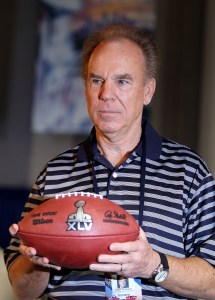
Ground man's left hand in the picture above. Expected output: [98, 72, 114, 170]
[89, 227, 160, 278]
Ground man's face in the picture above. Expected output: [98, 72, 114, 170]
[85, 39, 155, 137]
[118, 278, 127, 288]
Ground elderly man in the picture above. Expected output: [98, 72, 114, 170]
[4, 23, 215, 300]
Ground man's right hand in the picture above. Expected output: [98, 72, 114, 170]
[9, 223, 61, 270]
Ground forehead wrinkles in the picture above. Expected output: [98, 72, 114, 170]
[88, 39, 146, 79]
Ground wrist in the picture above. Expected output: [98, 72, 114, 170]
[149, 252, 169, 283]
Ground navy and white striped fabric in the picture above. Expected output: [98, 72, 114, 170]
[4, 120, 215, 299]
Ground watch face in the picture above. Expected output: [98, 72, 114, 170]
[155, 270, 169, 283]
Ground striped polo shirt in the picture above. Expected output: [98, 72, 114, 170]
[4, 120, 215, 299]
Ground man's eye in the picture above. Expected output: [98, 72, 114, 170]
[118, 79, 128, 85]
[91, 78, 103, 85]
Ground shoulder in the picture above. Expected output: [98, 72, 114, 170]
[161, 137, 207, 163]
[36, 144, 83, 183]
[160, 137, 212, 176]
[48, 145, 80, 165]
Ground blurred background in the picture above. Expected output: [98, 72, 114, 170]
[0, 0, 215, 298]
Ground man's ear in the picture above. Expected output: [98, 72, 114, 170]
[143, 78, 156, 105]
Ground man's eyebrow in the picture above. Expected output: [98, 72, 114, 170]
[114, 73, 133, 81]
[88, 72, 133, 81]
[88, 72, 103, 79]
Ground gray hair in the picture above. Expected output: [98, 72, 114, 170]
[81, 23, 159, 81]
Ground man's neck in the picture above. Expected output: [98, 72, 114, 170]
[96, 127, 142, 167]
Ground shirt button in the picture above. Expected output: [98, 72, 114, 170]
[112, 172, 117, 178]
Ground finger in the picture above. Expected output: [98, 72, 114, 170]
[138, 227, 147, 240]
[98, 252, 130, 264]
[31, 256, 61, 271]
[20, 244, 37, 257]
[47, 263, 61, 271]
[109, 228, 147, 252]
[109, 239, 140, 253]
[90, 262, 122, 273]
[9, 223, 19, 236]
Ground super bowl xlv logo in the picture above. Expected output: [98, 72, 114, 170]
[66, 200, 93, 231]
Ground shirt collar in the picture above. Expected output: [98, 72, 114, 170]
[77, 119, 162, 162]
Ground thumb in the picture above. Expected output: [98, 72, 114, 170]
[9, 223, 19, 237]
[138, 227, 147, 241]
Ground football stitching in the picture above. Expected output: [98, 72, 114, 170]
[55, 192, 103, 200]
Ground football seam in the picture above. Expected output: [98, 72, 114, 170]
[18, 231, 139, 238]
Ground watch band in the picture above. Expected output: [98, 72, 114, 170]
[150, 251, 169, 283]
[157, 252, 169, 269]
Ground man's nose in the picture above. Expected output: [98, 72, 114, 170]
[98, 81, 114, 101]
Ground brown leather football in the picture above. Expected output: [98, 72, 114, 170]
[18, 192, 139, 269]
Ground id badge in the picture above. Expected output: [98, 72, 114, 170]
[105, 274, 142, 300]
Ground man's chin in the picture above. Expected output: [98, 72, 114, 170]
[95, 125, 119, 136]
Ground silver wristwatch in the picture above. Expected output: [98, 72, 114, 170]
[150, 252, 169, 283]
